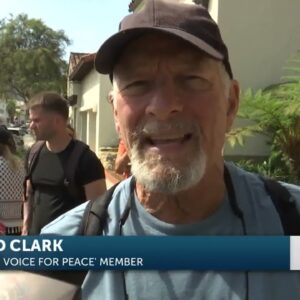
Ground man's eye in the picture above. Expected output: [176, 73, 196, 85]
[126, 81, 146, 88]
[122, 81, 151, 95]
[181, 76, 211, 90]
[184, 75, 207, 83]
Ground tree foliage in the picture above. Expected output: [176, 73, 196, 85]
[0, 14, 70, 102]
[228, 52, 300, 183]
[6, 99, 16, 122]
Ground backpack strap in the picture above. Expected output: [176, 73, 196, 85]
[38, 182, 121, 287]
[63, 140, 89, 202]
[23, 141, 45, 201]
[261, 176, 300, 235]
[26, 141, 46, 176]
[79, 182, 121, 235]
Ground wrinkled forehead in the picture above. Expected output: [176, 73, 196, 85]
[113, 32, 220, 78]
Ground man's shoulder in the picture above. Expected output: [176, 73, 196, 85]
[280, 181, 300, 202]
[226, 161, 300, 197]
[225, 161, 264, 186]
[41, 202, 88, 235]
[75, 144, 105, 183]
[73, 140, 99, 164]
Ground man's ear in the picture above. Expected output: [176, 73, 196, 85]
[226, 80, 240, 132]
[107, 91, 114, 106]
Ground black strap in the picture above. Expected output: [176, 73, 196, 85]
[64, 140, 89, 201]
[262, 177, 300, 235]
[23, 141, 45, 203]
[79, 182, 121, 235]
[27, 141, 45, 175]
[38, 183, 122, 287]
[224, 166, 245, 220]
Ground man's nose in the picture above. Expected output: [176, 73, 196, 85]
[145, 79, 183, 120]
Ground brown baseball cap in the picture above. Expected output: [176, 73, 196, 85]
[95, 0, 233, 79]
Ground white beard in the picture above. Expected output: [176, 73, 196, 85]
[130, 120, 207, 194]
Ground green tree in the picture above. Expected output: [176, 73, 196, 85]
[228, 52, 300, 183]
[6, 99, 16, 122]
[0, 14, 70, 103]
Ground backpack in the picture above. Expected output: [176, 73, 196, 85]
[80, 175, 300, 237]
[24, 140, 89, 203]
[40, 172, 300, 288]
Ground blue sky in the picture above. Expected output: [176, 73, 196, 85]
[0, 0, 131, 60]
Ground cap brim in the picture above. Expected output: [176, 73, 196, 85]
[95, 27, 224, 74]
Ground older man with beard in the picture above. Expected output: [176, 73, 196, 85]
[42, 1, 300, 299]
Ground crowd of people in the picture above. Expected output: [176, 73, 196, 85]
[0, 92, 108, 236]
[0, 88, 132, 236]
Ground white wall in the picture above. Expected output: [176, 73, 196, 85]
[208, 0, 219, 21]
[77, 70, 100, 150]
[209, 0, 300, 158]
[217, 0, 300, 91]
[87, 110, 97, 152]
[98, 75, 118, 147]
[81, 71, 99, 111]
[71, 69, 118, 153]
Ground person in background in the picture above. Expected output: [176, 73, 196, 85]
[22, 91, 107, 235]
[0, 124, 17, 154]
[42, 1, 300, 299]
[114, 138, 131, 179]
[0, 126, 25, 235]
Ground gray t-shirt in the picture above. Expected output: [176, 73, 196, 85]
[42, 162, 300, 300]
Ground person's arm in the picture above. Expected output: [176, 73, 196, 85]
[22, 179, 32, 235]
[84, 178, 107, 201]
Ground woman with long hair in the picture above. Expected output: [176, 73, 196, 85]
[0, 126, 25, 235]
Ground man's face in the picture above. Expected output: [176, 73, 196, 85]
[29, 107, 57, 141]
[112, 33, 239, 193]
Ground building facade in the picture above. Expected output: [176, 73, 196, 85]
[67, 53, 118, 168]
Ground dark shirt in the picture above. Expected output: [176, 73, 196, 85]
[29, 140, 105, 234]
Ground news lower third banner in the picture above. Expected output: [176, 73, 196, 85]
[0, 236, 299, 271]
